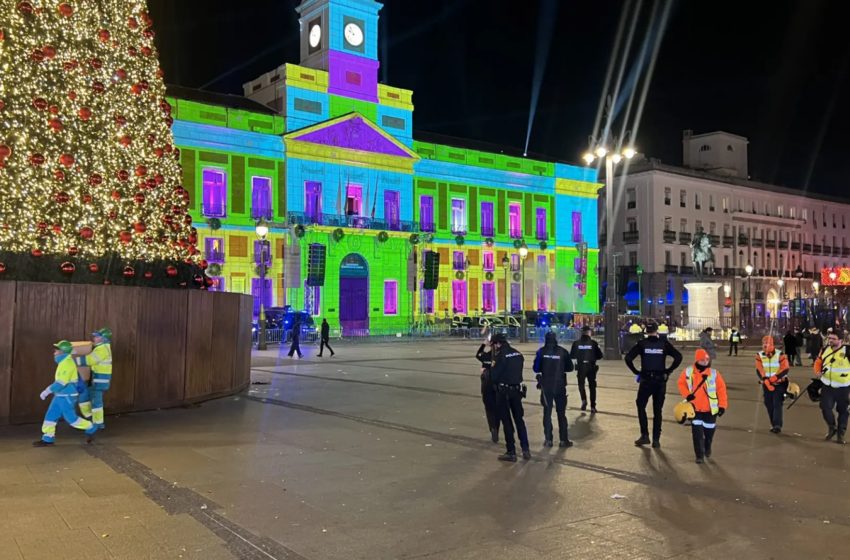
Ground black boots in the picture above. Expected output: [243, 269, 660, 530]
[634, 435, 651, 446]
[591, 406, 598, 414]
[771, 426, 782, 434]
[32, 440, 53, 447]
[826, 426, 838, 441]
[580, 401, 587, 411]
[838, 429, 846, 445]
[522, 449, 531, 460]
[490, 429, 499, 444]
[543, 440, 553, 447]
[498, 452, 517, 462]
[652, 440, 661, 449]
[559, 440, 573, 448]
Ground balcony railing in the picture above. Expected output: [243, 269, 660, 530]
[791, 242, 800, 250]
[623, 231, 639, 243]
[709, 234, 720, 247]
[536, 231, 549, 241]
[664, 264, 679, 273]
[843, 248, 850, 257]
[287, 211, 418, 233]
[509, 228, 523, 239]
[803, 243, 812, 253]
[779, 240, 789, 249]
[251, 207, 273, 220]
[813, 245, 822, 254]
[722, 235, 734, 248]
[420, 221, 435, 233]
[824, 245, 833, 255]
[679, 232, 692, 244]
[481, 225, 495, 237]
[765, 239, 776, 249]
[452, 227, 468, 236]
[681, 265, 694, 274]
[663, 230, 677, 243]
[201, 203, 226, 218]
[738, 236, 749, 246]
[752, 238, 763, 248]
[205, 251, 225, 263]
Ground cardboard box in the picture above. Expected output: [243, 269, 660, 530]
[71, 342, 93, 382]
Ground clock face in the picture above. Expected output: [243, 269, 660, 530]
[309, 24, 322, 48]
[344, 23, 363, 47]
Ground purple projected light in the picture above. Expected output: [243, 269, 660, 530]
[293, 116, 411, 158]
[328, 50, 379, 102]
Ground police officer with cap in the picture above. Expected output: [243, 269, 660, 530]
[476, 337, 500, 443]
[490, 333, 530, 462]
[533, 332, 574, 448]
[570, 326, 603, 412]
[625, 320, 683, 448]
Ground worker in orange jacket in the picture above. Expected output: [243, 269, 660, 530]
[678, 349, 728, 464]
[756, 336, 790, 434]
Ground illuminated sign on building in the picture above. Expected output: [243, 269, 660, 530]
[821, 268, 850, 286]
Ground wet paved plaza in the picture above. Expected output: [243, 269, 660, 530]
[2, 340, 850, 559]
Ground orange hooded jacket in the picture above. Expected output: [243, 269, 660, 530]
[678, 364, 729, 413]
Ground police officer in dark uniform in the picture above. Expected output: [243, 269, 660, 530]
[476, 338, 500, 443]
[570, 326, 604, 412]
[533, 332, 574, 448]
[625, 321, 683, 448]
[490, 334, 530, 462]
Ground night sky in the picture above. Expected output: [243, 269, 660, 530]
[148, 0, 849, 196]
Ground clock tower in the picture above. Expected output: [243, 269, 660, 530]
[297, 0, 381, 103]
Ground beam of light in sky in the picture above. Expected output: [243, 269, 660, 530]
[590, 0, 634, 149]
[524, 0, 560, 156]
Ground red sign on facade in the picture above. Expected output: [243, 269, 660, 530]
[821, 268, 850, 286]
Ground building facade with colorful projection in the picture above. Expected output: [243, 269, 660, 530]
[167, 0, 600, 332]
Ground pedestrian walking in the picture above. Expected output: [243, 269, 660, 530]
[570, 325, 603, 412]
[318, 318, 335, 357]
[288, 319, 303, 358]
[793, 327, 805, 366]
[677, 349, 728, 464]
[782, 330, 797, 367]
[489, 334, 530, 462]
[699, 328, 716, 360]
[76, 328, 113, 431]
[476, 337, 500, 443]
[533, 332, 574, 448]
[728, 328, 741, 356]
[757, 336, 790, 434]
[34, 341, 98, 447]
[807, 327, 822, 364]
[814, 329, 850, 444]
[625, 322, 683, 448]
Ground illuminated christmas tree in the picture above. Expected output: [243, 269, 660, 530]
[0, 0, 203, 284]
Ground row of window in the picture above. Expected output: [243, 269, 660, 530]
[449, 251, 550, 273]
[202, 170, 273, 219]
[662, 217, 850, 248]
[661, 248, 845, 273]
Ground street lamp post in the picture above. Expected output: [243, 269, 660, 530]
[830, 270, 838, 327]
[519, 245, 529, 343]
[502, 256, 510, 326]
[255, 218, 270, 351]
[813, 280, 820, 329]
[583, 144, 636, 360]
[795, 265, 804, 326]
[744, 262, 754, 330]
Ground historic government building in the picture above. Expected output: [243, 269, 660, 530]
[168, 0, 600, 331]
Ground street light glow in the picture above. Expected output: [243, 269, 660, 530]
[519, 246, 529, 259]
[745, 263, 754, 275]
[777, 279, 784, 286]
[595, 147, 608, 158]
[813, 281, 820, 291]
[255, 218, 269, 239]
[612, 154, 622, 164]
[623, 147, 636, 159]
[830, 270, 837, 280]
[583, 153, 595, 164]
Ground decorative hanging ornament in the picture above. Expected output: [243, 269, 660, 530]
[123, 266, 135, 279]
[61, 262, 75, 275]
[128, 46, 138, 57]
[89, 263, 99, 273]
[68, 247, 78, 256]
[144, 271, 153, 279]
[166, 265, 177, 277]
[131, 83, 143, 95]
[80, 226, 93, 239]
[30, 153, 45, 166]
[31, 248, 43, 258]
[0, 263, 6, 274]
[68, 90, 77, 100]
[48, 105, 59, 115]
[128, 17, 138, 29]
[98, 29, 111, 42]
[119, 231, 132, 244]
[48, 118, 63, 132]
[52, 224, 61, 233]
[119, 135, 133, 147]
[0, 144, 11, 159]
[78, 106, 92, 121]
[92, 82, 106, 94]
[58, 3, 74, 17]
[114, 68, 127, 82]
[54, 170, 65, 181]
[31, 49, 44, 63]
[154, 147, 164, 158]
[18, 2, 34, 14]
[37, 222, 47, 231]
[141, 46, 152, 57]
[193, 274, 204, 286]
[33, 97, 48, 111]
[59, 153, 74, 167]
[134, 222, 146, 233]
[111, 190, 121, 200]
[134, 192, 146, 204]
[82, 194, 92, 203]
[42, 45, 56, 59]
[114, 114, 127, 126]
[116, 169, 129, 181]
[135, 164, 147, 176]
[88, 174, 103, 186]
[55, 191, 70, 204]
[89, 57, 103, 69]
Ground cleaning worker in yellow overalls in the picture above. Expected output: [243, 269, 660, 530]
[77, 328, 113, 431]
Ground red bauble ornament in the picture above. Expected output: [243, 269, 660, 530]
[128, 46, 138, 57]
[144, 237, 153, 244]
[111, 190, 121, 200]
[89, 57, 103, 69]
[154, 148, 164, 158]
[18, 2, 34, 14]
[61, 262, 75, 275]
[33, 97, 48, 111]
[80, 226, 94, 240]
[78, 106, 92, 121]
[204, 277, 214, 288]
[69, 246, 78, 256]
[199, 260, 209, 271]
[48, 105, 59, 115]
[166, 266, 177, 277]
[188, 233, 198, 244]
[131, 83, 143, 95]
[134, 192, 146, 204]
[128, 17, 138, 29]
[54, 170, 65, 181]
[48, 118, 63, 132]
[55, 191, 70, 204]
[119, 135, 132, 147]
[123, 266, 135, 279]
[63, 62, 75, 72]
[43, 45, 56, 59]
[0, 144, 11, 159]
[160, 100, 171, 113]
[188, 246, 199, 256]
[104, 280, 111, 285]
[141, 46, 152, 57]
[31, 248, 43, 258]
[184, 215, 193, 225]
[134, 222, 146, 233]
[119, 231, 132, 244]
[68, 90, 77, 100]
[144, 271, 153, 279]
[135, 164, 147, 176]
[92, 82, 105, 94]
[98, 29, 111, 42]
[145, 177, 157, 190]
[165, 116, 174, 128]
[88, 174, 103, 186]
[154, 173, 164, 185]
[143, 28, 155, 39]
[31, 49, 45, 63]
[52, 224, 61, 233]
[174, 148, 181, 159]
[163, 215, 173, 225]
[82, 194, 92, 204]
[30, 153, 45, 166]
[193, 274, 204, 286]
[114, 114, 127, 126]
[0, 263, 6, 274]
[157, 69, 164, 78]
[59, 153, 74, 167]
[58, 3, 74, 17]
[116, 169, 129, 182]
[114, 68, 127, 82]
[0, 100, 5, 111]
[172, 206, 183, 216]
[109, 211, 117, 219]
[147, 134, 156, 144]
[89, 263, 99, 273]
[37, 222, 47, 231]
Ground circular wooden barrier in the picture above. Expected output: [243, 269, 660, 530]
[0, 281, 252, 425]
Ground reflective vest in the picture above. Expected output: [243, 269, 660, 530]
[49, 355, 82, 398]
[820, 346, 850, 388]
[686, 366, 720, 415]
[732, 333, 740, 343]
[83, 343, 112, 390]
[758, 350, 783, 377]
[658, 324, 669, 334]
[629, 324, 643, 333]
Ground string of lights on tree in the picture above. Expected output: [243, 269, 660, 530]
[0, 0, 209, 286]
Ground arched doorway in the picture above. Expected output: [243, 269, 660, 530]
[339, 253, 369, 331]
[766, 288, 779, 318]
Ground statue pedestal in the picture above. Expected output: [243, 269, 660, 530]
[685, 282, 722, 321]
